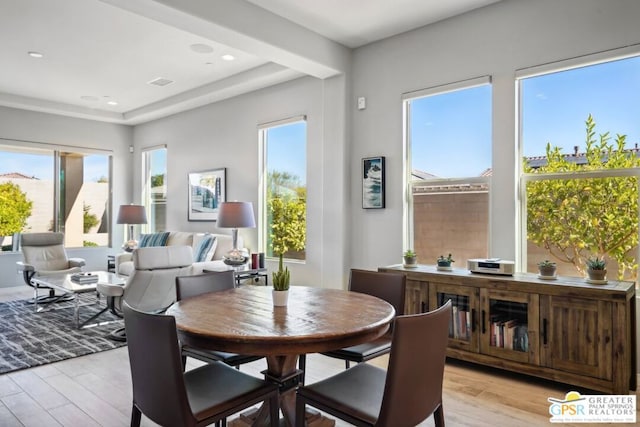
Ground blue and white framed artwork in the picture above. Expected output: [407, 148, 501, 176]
[362, 156, 385, 209]
[188, 167, 226, 221]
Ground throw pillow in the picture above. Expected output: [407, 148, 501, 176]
[138, 231, 170, 248]
[194, 234, 217, 262]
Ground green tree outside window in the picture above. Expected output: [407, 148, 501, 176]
[525, 115, 640, 279]
[0, 182, 33, 250]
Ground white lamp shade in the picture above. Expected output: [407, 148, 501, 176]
[217, 202, 256, 228]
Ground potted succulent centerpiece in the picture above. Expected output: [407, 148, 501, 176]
[403, 250, 418, 268]
[272, 255, 290, 306]
[269, 195, 306, 306]
[537, 259, 557, 279]
[437, 253, 454, 271]
[586, 256, 607, 283]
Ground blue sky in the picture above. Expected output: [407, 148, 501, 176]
[266, 121, 307, 185]
[411, 55, 640, 177]
[0, 151, 108, 182]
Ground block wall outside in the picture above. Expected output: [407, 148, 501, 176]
[412, 192, 489, 267]
[413, 191, 626, 280]
[0, 178, 108, 248]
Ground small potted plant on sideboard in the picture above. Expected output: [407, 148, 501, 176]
[586, 256, 607, 283]
[403, 250, 418, 268]
[537, 259, 557, 279]
[437, 253, 454, 271]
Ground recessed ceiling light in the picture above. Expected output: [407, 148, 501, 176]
[107, 101, 118, 106]
[221, 54, 235, 61]
[28, 51, 44, 58]
[190, 43, 214, 54]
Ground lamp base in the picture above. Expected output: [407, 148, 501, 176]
[122, 239, 138, 252]
[223, 248, 248, 266]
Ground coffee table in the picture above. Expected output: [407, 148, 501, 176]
[31, 271, 126, 329]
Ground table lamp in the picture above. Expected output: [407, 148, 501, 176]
[116, 204, 148, 252]
[217, 201, 256, 264]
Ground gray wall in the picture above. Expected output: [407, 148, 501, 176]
[132, 75, 350, 289]
[0, 106, 133, 285]
[349, 0, 640, 269]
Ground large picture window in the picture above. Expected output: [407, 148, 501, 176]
[0, 142, 111, 250]
[518, 52, 640, 280]
[404, 77, 492, 264]
[259, 118, 307, 261]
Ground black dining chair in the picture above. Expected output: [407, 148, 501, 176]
[122, 302, 279, 427]
[298, 269, 406, 384]
[176, 271, 264, 370]
[296, 300, 451, 427]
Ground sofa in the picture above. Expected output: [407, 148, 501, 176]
[115, 232, 243, 276]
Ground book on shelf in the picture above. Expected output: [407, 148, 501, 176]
[70, 273, 99, 283]
[450, 305, 471, 340]
[489, 315, 528, 352]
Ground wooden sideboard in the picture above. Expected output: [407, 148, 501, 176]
[379, 264, 637, 394]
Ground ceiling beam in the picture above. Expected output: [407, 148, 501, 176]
[100, 0, 351, 79]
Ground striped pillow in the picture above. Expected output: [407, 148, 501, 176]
[138, 232, 170, 248]
[194, 234, 217, 262]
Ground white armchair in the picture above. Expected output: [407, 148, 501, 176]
[16, 232, 86, 305]
[98, 245, 194, 341]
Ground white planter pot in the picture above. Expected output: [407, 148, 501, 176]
[272, 289, 289, 306]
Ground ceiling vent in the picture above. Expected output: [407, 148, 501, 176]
[147, 77, 174, 87]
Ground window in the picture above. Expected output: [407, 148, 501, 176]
[404, 77, 492, 264]
[0, 142, 111, 250]
[518, 51, 640, 280]
[259, 118, 307, 260]
[142, 146, 167, 232]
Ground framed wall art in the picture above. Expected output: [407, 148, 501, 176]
[188, 168, 226, 221]
[362, 156, 385, 209]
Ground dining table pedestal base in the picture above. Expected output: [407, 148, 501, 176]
[228, 407, 334, 427]
[228, 354, 335, 427]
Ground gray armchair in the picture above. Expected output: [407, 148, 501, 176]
[97, 245, 194, 341]
[16, 232, 85, 305]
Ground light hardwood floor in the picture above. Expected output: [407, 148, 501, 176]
[1, 286, 637, 426]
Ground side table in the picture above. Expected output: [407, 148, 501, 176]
[235, 268, 268, 286]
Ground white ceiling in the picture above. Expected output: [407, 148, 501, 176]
[0, 0, 501, 125]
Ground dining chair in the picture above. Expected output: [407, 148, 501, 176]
[296, 300, 451, 427]
[176, 271, 264, 370]
[123, 302, 279, 427]
[298, 269, 406, 384]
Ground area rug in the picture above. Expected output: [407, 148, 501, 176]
[0, 295, 125, 374]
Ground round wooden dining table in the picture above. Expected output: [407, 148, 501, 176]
[166, 285, 395, 427]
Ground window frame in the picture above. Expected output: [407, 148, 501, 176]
[516, 46, 640, 275]
[0, 138, 113, 250]
[403, 76, 492, 258]
[141, 145, 167, 233]
[258, 116, 307, 262]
